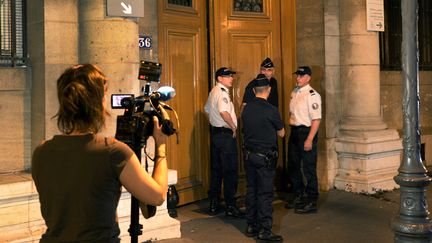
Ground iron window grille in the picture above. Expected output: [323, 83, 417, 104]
[0, 0, 26, 67]
[379, 0, 432, 71]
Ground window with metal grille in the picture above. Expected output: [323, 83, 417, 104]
[379, 0, 432, 71]
[0, 0, 26, 67]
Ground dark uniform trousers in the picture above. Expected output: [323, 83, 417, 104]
[288, 125, 319, 202]
[244, 148, 276, 232]
[209, 126, 239, 206]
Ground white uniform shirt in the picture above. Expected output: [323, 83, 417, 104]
[289, 84, 322, 127]
[204, 83, 237, 128]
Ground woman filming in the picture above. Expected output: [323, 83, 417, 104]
[31, 64, 168, 242]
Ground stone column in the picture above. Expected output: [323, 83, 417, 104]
[78, 0, 140, 135]
[334, 0, 402, 193]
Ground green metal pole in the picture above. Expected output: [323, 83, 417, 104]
[391, 0, 432, 242]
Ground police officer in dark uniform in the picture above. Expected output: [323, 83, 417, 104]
[241, 58, 288, 193]
[285, 66, 321, 214]
[204, 67, 244, 218]
[242, 74, 285, 242]
[241, 57, 279, 114]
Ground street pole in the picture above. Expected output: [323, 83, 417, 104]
[391, 0, 432, 242]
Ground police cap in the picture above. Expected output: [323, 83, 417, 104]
[215, 67, 236, 79]
[293, 66, 312, 76]
[253, 73, 270, 87]
[260, 57, 274, 69]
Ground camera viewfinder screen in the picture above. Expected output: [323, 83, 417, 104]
[111, 94, 133, 109]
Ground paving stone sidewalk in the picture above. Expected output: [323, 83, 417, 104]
[155, 188, 428, 243]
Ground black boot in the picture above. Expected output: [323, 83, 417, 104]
[285, 194, 305, 209]
[257, 229, 283, 242]
[225, 205, 245, 218]
[245, 224, 257, 237]
[295, 201, 317, 214]
[209, 198, 219, 215]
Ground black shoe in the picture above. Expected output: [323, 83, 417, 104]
[285, 195, 305, 209]
[245, 224, 257, 237]
[257, 230, 283, 242]
[225, 205, 245, 218]
[209, 198, 219, 215]
[295, 202, 317, 214]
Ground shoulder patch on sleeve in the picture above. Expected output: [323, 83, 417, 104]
[223, 97, 229, 104]
[312, 103, 319, 110]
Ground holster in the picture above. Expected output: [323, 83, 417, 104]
[245, 146, 278, 168]
[264, 150, 278, 168]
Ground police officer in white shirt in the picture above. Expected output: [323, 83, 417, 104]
[285, 66, 321, 214]
[204, 67, 244, 218]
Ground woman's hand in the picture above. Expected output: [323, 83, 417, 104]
[152, 116, 167, 146]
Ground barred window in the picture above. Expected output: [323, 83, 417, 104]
[0, 0, 26, 67]
[379, 0, 432, 71]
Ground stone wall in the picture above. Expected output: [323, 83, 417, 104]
[0, 68, 30, 172]
[27, 0, 79, 155]
[381, 70, 432, 165]
[139, 0, 159, 63]
[296, 0, 334, 190]
[296, 0, 338, 190]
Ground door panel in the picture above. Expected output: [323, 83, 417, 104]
[158, 1, 208, 205]
[229, 32, 273, 109]
[211, 0, 281, 112]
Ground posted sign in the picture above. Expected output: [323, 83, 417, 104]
[107, 0, 144, 17]
[366, 0, 384, 32]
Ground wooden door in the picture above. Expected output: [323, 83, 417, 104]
[210, 0, 290, 192]
[211, 0, 282, 113]
[158, 0, 209, 205]
[158, 0, 296, 204]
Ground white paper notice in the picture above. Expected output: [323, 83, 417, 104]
[367, 0, 385, 32]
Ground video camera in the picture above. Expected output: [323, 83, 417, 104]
[111, 61, 177, 149]
[111, 61, 180, 242]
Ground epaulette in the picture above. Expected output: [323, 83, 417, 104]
[309, 89, 315, 96]
[221, 87, 227, 93]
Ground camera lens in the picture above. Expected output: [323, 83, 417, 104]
[120, 97, 135, 108]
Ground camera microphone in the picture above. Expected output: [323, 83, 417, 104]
[150, 86, 176, 101]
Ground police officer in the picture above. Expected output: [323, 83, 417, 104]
[204, 67, 244, 218]
[285, 66, 321, 214]
[241, 57, 279, 114]
[242, 74, 285, 242]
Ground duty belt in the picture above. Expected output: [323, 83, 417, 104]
[211, 126, 232, 134]
[290, 125, 309, 129]
[244, 146, 276, 157]
[244, 145, 278, 168]
[245, 145, 272, 157]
